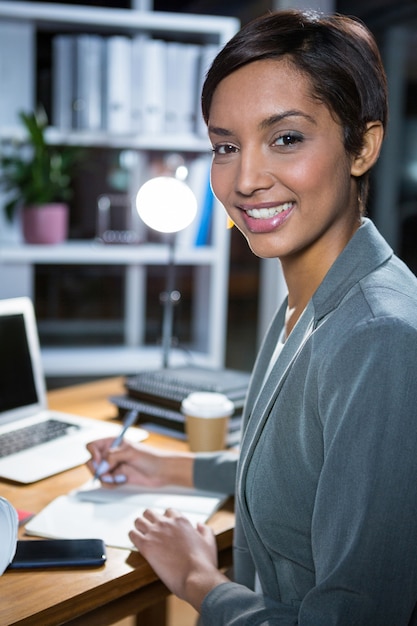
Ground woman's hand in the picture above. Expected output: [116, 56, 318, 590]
[86, 438, 194, 488]
[130, 508, 229, 610]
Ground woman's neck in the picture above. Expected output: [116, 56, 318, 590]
[285, 299, 308, 337]
[281, 217, 361, 335]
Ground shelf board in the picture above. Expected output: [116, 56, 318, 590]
[0, 127, 213, 153]
[0, 240, 219, 265]
[46, 129, 213, 152]
[0, 1, 239, 44]
[42, 344, 218, 376]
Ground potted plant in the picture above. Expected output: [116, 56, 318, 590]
[0, 109, 81, 244]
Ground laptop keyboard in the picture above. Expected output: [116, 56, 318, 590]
[0, 419, 80, 458]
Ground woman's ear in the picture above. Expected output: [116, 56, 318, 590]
[351, 121, 384, 177]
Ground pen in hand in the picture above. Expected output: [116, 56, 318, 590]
[93, 409, 138, 481]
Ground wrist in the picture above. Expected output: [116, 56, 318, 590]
[183, 568, 229, 612]
[159, 452, 195, 488]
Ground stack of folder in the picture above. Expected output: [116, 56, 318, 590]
[110, 365, 251, 447]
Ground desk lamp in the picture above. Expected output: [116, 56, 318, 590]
[136, 173, 197, 368]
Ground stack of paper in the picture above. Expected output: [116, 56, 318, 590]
[25, 482, 227, 551]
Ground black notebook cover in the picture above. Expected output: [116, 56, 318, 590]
[125, 365, 250, 411]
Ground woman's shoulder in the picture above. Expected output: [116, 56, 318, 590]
[358, 254, 417, 325]
[312, 256, 417, 359]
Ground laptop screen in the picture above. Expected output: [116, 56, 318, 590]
[0, 312, 38, 413]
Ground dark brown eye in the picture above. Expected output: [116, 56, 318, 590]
[213, 144, 238, 155]
[275, 132, 303, 147]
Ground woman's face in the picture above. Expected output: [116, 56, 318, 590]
[208, 59, 361, 266]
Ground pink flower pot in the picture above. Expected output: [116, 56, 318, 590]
[22, 203, 69, 244]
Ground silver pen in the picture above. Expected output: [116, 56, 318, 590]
[93, 409, 138, 480]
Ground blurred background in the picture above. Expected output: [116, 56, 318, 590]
[3, 0, 417, 385]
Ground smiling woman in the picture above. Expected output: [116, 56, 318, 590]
[86, 9, 417, 626]
[208, 59, 366, 271]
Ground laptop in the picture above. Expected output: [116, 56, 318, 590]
[0, 297, 147, 484]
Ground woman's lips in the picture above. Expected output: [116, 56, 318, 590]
[240, 201, 295, 233]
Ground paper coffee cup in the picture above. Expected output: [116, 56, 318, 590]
[181, 392, 234, 452]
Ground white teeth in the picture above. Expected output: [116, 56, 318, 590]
[246, 202, 292, 219]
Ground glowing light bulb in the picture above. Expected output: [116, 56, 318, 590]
[136, 176, 197, 234]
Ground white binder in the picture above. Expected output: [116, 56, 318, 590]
[104, 35, 132, 134]
[73, 34, 104, 131]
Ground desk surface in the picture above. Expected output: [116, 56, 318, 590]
[0, 377, 234, 626]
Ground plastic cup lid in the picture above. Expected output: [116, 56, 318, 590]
[181, 392, 234, 418]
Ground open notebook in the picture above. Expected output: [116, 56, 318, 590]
[25, 481, 228, 550]
[0, 297, 147, 484]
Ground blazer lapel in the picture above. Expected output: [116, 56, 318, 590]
[240, 300, 315, 458]
[233, 301, 316, 592]
[242, 297, 288, 426]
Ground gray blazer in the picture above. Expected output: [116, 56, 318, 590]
[195, 219, 417, 625]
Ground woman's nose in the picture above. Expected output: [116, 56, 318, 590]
[235, 148, 275, 196]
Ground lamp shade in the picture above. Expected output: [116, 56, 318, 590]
[136, 176, 197, 234]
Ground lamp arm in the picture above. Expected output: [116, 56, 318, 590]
[161, 235, 177, 368]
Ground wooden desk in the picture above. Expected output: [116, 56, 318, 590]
[0, 377, 235, 626]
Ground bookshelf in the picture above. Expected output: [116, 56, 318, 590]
[0, 1, 240, 377]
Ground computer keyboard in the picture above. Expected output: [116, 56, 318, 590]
[0, 419, 80, 458]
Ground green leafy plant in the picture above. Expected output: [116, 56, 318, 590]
[0, 109, 81, 222]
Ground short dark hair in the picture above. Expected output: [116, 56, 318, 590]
[201, 9, 388, 208]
